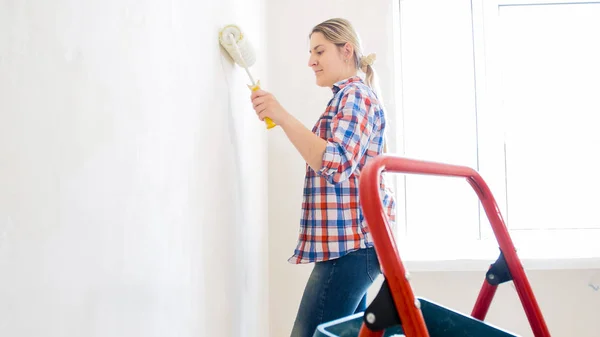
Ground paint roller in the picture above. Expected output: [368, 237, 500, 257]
[218, 24, 276, 129]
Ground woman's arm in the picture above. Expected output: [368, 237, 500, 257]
[278, 114, 327, 172]
[316, 86, 376, 184]
[250, 86, 378, 181]
[251, 89, 327, 172]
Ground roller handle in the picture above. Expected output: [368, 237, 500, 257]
[248, 80, 277, 130]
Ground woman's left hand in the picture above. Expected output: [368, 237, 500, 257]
[250, 89, 290, 126]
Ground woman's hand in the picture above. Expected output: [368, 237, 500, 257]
[250, 89, 291, 126]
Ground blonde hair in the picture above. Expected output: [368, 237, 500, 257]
[310, 18, 388, 153]
[310, 18, 378, 93]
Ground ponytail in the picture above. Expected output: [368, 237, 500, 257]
[360, 56, 388, 154]
[359, 53, 377, 90]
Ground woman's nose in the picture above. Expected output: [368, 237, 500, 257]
[308, 56, 316, 67]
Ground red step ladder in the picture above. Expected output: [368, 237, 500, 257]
[356, 155, 552, 337]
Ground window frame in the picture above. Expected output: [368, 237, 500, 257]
[390, 0, 600, 270]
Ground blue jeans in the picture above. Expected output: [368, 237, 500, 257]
[290, 247, 382, 337]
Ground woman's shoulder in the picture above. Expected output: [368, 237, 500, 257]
[337, 79, 383, 109]
[338, 78, 370, 94]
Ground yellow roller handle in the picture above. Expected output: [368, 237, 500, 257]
[249, 81, 277, 130]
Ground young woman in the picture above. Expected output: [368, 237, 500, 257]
[250, 18, 396, 337]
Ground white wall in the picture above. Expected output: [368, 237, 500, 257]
[266, 1, 600, 337]
[0, 1, 268, 337]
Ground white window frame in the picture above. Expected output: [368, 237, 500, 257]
[391, 0, 600, 271]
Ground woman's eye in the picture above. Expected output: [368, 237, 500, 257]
[317, 51, 323, 55]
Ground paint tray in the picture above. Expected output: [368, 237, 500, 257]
[313, 297, 520, 337]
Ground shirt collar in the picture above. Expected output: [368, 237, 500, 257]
[331, 75, 363, 94]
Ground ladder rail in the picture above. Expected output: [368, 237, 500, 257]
[358, 155, 551, 337]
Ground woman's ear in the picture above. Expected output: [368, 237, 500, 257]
[343, 42, 354, 61]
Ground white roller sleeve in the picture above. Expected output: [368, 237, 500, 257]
[219, 25, 256, 68]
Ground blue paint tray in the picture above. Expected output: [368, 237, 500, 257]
[313, 297, 519, 337]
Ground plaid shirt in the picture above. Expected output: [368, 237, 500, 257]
[288, 76, 396, 264]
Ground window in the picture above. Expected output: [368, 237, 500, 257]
[392, 0, 600, 263]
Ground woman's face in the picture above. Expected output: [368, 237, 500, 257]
[308, 32, 354, 88]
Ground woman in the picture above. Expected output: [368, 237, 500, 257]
[250, 18, 396, 337]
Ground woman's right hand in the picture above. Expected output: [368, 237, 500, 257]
[250, 89, 291, 127]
